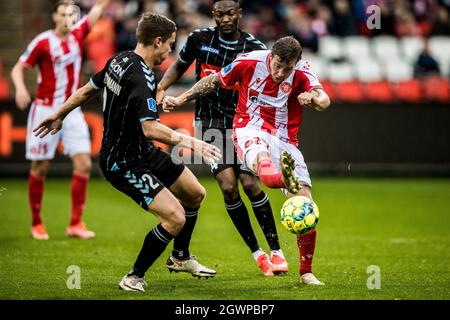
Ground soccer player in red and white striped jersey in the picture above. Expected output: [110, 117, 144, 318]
[11, 0, 110, 240]
[164, 36, 331, 285]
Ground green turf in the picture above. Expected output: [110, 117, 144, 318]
[0, 177, 449, 300]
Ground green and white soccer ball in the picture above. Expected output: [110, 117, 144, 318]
[280, 196, 319, 235]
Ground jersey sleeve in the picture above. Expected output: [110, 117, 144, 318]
[19, 36, 44, 68]
[71, 15, 90, 43]
[294, 61, 323, 94]
[218, 58, 248, 88]
[178, 31, 199, 65]
[130, 64, 159, 123]
[89, 57, 112, 90]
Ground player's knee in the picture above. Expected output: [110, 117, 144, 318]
[220, 181, 239, 201]
[31, 160, 50, 176]
[241, 177, 261, 197]
[163, 205, 186, 235]
[190, 184, 206, 207]
[73, 156, 92, 174]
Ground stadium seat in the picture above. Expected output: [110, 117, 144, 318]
[400, 36, 425, 63]
[332, 80, 364, 102]
[372, 36, 402, 62]
[364, 81, 393, 102]
[422, 76, 450, 101]
[318, 36, 344, 61]
[384, 59, 414, 82]
[428, 36, 450, 60]
[342, 36, 372, 62]
[392, 79, 422, 102]
[354, 59, 383, 82]
[328, 62, 354, 82]
[302, 53, 328, 79]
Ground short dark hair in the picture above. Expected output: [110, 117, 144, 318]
[213, 0, 240, 4]
[53, 0, 75, 13]
[136, 12, 177, 46]
[271, 36, 302, 62]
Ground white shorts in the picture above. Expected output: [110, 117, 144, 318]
[26, 102, 91, 160]
[233, 127, 312, 187]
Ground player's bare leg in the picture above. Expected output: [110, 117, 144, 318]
[29, 160, 50, 240]
[67, 153, 95, 239]
[166, 168, 216, 278]
[288, 186, 324, 286]
[119, 188, 185, 292]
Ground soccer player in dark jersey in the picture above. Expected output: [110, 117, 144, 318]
[33, 12, 221, 292]
[156, 0, 288, 277]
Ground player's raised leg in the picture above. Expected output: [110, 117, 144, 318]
[166, 167, 216, 278]
[119, 187, 185, 292]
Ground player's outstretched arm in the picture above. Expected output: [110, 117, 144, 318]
[87, 0, 110, 26]
[10, 61, 31, 110]
[33, 82, 97, 138]
[141, 120, 221, 164]
[156, 59, 191, 105]
[297, 88, 331, 111]
[162, 73, 221, 112]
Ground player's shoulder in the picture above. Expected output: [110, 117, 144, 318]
[241, 31, 267, 50]
[237, 49, 270, 62]
[187, 27, 216, 40]
[28, 30, 53, 47]
[295, 59, 317, 73]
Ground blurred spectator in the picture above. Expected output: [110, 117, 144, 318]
[414, 40, 441, 78]
[85, 17, 116, 72]
[431, 5, 450, 35]
[329, 0, 357, 36]
[115, 14, 138, 52]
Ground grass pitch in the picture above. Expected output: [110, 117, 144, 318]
[0, 177, 449, 300]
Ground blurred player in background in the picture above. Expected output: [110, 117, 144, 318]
[10, 0, 110, 240]
[157, 0, 288, 277]
[34, 12, 221, 292]
[163, 36, 331, 285]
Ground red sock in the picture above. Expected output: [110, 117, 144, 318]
[28, 172, 45, 226]
[70, 172, 89, 226]
[297, 228, 317, 275]
[257, 159, 284, 189]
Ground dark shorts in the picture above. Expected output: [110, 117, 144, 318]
[201, 127, 253, 177]
[102, 148, 185, 210]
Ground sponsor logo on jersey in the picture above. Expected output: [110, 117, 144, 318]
[200, 45, 220, 55]
[147, 98, 157, 112]
[104, 73, 122, 95]
[110, 59, 126, 77]
[280, 82, 292, 94]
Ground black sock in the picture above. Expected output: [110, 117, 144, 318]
[172, 206, 199, 260]
[225, 197, 259, 252]
[250, 191, 280, 251]
[129, 224, 174, 278]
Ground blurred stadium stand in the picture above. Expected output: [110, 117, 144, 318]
[0, 0, 449, 176]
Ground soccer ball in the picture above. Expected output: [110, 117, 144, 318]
[280, 196, 319, 235]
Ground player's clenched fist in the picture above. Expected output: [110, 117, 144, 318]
[297, 92, 315, 107]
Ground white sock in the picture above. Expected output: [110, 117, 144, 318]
[252, 248, 266, 261]
[270, 249, 284, 259]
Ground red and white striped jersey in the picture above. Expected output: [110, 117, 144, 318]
[218, 50, 323, 146]
[19, 16, 90, 107]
